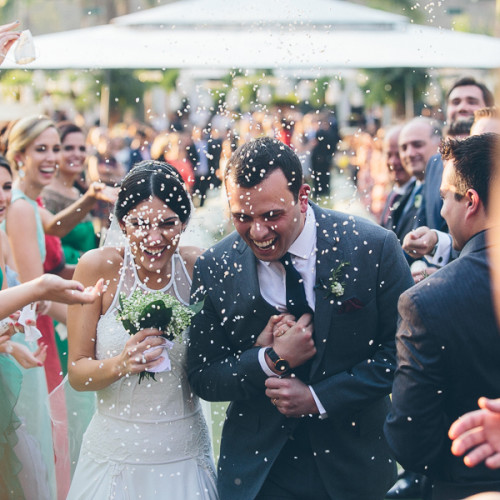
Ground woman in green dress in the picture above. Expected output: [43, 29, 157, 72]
[42, 123, 100, 265]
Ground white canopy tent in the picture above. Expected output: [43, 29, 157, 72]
[3, 0, 500, 70]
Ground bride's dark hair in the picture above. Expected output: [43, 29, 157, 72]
[115, 160, 191, 223]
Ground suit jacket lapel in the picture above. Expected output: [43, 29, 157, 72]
[311, 205, 345, 375]
[232, 238, 279, 346]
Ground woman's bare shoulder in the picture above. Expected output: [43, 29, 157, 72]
[76, 246, 124, 277]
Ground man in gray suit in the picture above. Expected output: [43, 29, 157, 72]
[188, 137, 413, 500]
[384, 133, 500, 499]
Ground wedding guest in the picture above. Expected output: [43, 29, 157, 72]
[0, 269, 102, 500]
[379, 125, 416, 242]
[187, 137, 413, 500]
[470, 107, 500, 136]
[402, 78, 494, 281]
[384, 133, 500, 499]
[66, 161, 217, 499]
[449, 397, 500, 471]
[86, 128, 126, 234]
[0, 20, 20, 62]
[43, 123, 104, 264]
[4, 115, 114, 392]
[150, 130, 195, 191]
[0, 156, 102, 498]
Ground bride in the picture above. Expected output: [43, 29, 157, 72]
[66, 161, 217, 499]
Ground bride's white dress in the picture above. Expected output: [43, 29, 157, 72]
[67, 247, 217, 500]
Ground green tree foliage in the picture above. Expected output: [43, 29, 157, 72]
[361, 67, 428, 116]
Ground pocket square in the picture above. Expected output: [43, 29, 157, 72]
[338, 297, 364, 314]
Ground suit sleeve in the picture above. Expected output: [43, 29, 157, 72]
[383, 291, 448, 475]
[187, 259, 268, 402]
[311, 230, 414, 418]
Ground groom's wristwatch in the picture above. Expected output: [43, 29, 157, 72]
[265, 347, 290, 375]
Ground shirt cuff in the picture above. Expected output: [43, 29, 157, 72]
[259, 347, 278, 377]
[309, 386, 328, 418]
[426, 230, 452, 267]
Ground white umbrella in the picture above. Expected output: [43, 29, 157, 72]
[2, 0, 500, 70]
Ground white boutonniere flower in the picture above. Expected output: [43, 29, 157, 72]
[414, 194, 422, 209]
[328, 261, 350, 298]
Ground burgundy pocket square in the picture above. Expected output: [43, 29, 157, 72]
[338, 297, 364, 314]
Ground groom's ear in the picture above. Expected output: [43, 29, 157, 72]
[298, 184, 310, 212]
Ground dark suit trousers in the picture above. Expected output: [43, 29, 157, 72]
[255, 420, 331, 500]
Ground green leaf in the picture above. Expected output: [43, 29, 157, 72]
[118, 293, 125, 311]
[188, 298, 205, 315]
[138, 371, 157, 384]
[138, 300, 173, 331]
[122, 319, 137, 335]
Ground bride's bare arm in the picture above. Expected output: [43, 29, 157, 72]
[67, 248, 165, 391]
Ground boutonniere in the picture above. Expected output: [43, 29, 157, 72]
[316, 261, 350, 299]
[414, 194, 422, 209]
[391, 200, 401, 212]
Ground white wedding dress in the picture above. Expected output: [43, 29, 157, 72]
[67, 246, 217, 500]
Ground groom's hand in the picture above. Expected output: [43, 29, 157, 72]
[272, 313, 316, 368]
[265, 376, 319, 417]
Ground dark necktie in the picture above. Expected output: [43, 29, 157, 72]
[279, 252, 313, 318]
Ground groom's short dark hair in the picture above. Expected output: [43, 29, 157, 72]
[224, 137, 303, 201]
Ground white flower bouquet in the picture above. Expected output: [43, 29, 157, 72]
[118, 290, 203, 382]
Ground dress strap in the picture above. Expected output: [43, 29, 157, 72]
[106, 245, 133, 315]
[170, 252, 192, 306]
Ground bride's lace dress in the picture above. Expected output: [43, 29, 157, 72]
[67, 246, 217, 499]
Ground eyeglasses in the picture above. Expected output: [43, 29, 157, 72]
[63, 145, 86, 153]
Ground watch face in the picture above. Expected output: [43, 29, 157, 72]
[276, 359, 289, 372]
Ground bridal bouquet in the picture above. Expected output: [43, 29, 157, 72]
[118, 290, 203, 383]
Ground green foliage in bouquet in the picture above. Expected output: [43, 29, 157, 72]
[118, 290, 204, 382]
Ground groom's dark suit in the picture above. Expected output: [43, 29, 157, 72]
[384, 231, 500, 499]
[188, 203, 413, 500]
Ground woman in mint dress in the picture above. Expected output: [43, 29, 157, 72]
[42, 123, 101, 376]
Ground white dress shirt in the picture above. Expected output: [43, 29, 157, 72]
[256, 205, 327, 416]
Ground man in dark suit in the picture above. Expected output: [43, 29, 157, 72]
[384, 133, 500, 499]
[187, 125, 222, 207]
[402, 77, 494, 278]
[187, 137, 413, 500]
[380, 124, 416, 243]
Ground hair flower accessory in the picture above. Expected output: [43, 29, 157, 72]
[118, 290, 203, 383]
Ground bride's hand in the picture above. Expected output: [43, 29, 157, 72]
[254, 314, 295, 347]
[117, 328, 166, 377]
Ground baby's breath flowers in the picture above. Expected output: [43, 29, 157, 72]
[118, 290, 203, 382]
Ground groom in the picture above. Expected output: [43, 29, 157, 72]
[187, 137, 413, 500]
